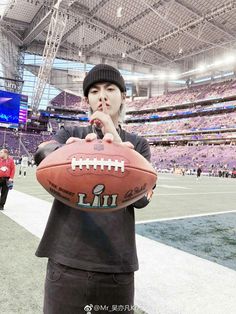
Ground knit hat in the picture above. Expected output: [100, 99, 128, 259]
[83, 64, 126, 97]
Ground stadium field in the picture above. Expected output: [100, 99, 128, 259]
[1, 166, 236, 313]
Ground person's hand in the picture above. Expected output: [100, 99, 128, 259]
[66, 134, 98, 144]
[66, 133, 134, 149]
[38, 140, 58, 149]
[90, 101, 122, 143]
[86, 132, 134, 149]
[66, 137, 83, 145]
[90, 100, 111, 129]
[146, 189, 154, 201]
[8, 178, 13, 182]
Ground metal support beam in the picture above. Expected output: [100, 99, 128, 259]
[81, 1, 171, 62]
[1, 25, 23, 46]
[2, 17, 29, 30]
[174, 0, 236, 39]
[23, 4, 53, 46]
[32, 0, 68, 110]
[141, 0, 236, 50]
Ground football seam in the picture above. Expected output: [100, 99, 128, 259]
[37, 163, 157, 176]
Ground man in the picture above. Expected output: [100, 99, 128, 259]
[18, 155, 29, 178]
[34, 64, 154, 314]
[197, 165, 202, 179]
[0, 148, 15, 210]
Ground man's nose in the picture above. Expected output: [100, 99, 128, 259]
[98, 89, 107, 101]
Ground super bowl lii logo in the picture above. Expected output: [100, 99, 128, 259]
[77, 184, 118, 208]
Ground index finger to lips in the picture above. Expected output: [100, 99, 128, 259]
[102, 100, 108, 114]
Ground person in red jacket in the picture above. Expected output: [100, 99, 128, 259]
[0, 148, 15, 210]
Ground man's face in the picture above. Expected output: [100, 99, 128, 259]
[87, 82, 124, 118]
[0, 150, 6, 158]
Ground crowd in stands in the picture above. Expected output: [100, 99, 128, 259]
[48, 78, 236, 117]
[126, 78, 236, 111]
[125, 101, 236, 121]
[49, 91, 87, 111]
[124, 112, 236, 135]
[151, 144, 236, 174]
[0, 128, 235, 176]
[0, 129, 53, 158]
[0, 77, 236, 175]
[146, 132, 236, 142]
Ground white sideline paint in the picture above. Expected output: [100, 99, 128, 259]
[2, 190, 236, 314]
[136, 209, 236, 224]
[157, 184, 191, 189]
[155, 191, 236, 196]
[135, 235, 236, 314]
[4, 190, 51, 238]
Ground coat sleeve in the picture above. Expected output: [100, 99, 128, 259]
[34, 127, 72, 166]
[133, 137, 156, 209]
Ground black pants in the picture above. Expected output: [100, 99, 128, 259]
[0, 177, 9, 207]
[44, 259, 134, 314]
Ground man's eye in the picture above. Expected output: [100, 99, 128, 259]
[90, 90, 98, 93]
[107, 88, 114, 91]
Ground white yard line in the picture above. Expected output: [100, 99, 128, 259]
[155, 191, 235, 196]
[157, 184, 192, 189]
[136, 209, 236, 224]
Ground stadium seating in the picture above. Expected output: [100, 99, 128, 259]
[126, 78, 236, 111]
[151, 144, 236, 173]
[124, 112, 236, 135]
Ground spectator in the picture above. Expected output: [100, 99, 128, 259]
[197, 166, 202, 179]
[18, 155, 29, 178]
[0, 149, 15, 210]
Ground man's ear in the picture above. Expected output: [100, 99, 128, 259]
[84, 96, 89, 104]
[121, 92, 126, 101]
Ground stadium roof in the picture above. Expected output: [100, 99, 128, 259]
[1, 0, 236, 77]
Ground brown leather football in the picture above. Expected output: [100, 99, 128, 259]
[36, 140, 157, 211]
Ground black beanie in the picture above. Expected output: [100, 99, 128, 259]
[83, 64, 126, 97]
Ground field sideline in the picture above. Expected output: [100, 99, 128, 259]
[0, 167, 236, 314]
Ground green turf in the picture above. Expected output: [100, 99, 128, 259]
[0, 213, 46, 314]
[136, 213, 236, 271]
[135, 174, 236, 221]
[0, 210, 146, 314]
[4, 167, 235, 314]
[13, 167, 236, 222]
[2, 166, 147, 314]
[14, 166, 53, 203]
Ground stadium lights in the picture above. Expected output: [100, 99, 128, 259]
[116, 7, 123, 18]
[169, 72, 179, 80]
[197, 63, 207, 73]
[212, 59, 224, 67]
[159, 72, 167, 80]
[146, 74, 154, 80]
[224, 54, 236, 64]
[181, 52, 236, 78]
[212, 55, 235, 67]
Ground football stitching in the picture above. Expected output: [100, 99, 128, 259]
[71, 157, 125, 172]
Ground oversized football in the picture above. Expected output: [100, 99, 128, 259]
[36, 140, 157, 211]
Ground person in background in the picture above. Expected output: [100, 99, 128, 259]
[18, 155, 29, 178]
[0, 149, 15, 210]
[196, 166, 202, 179]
